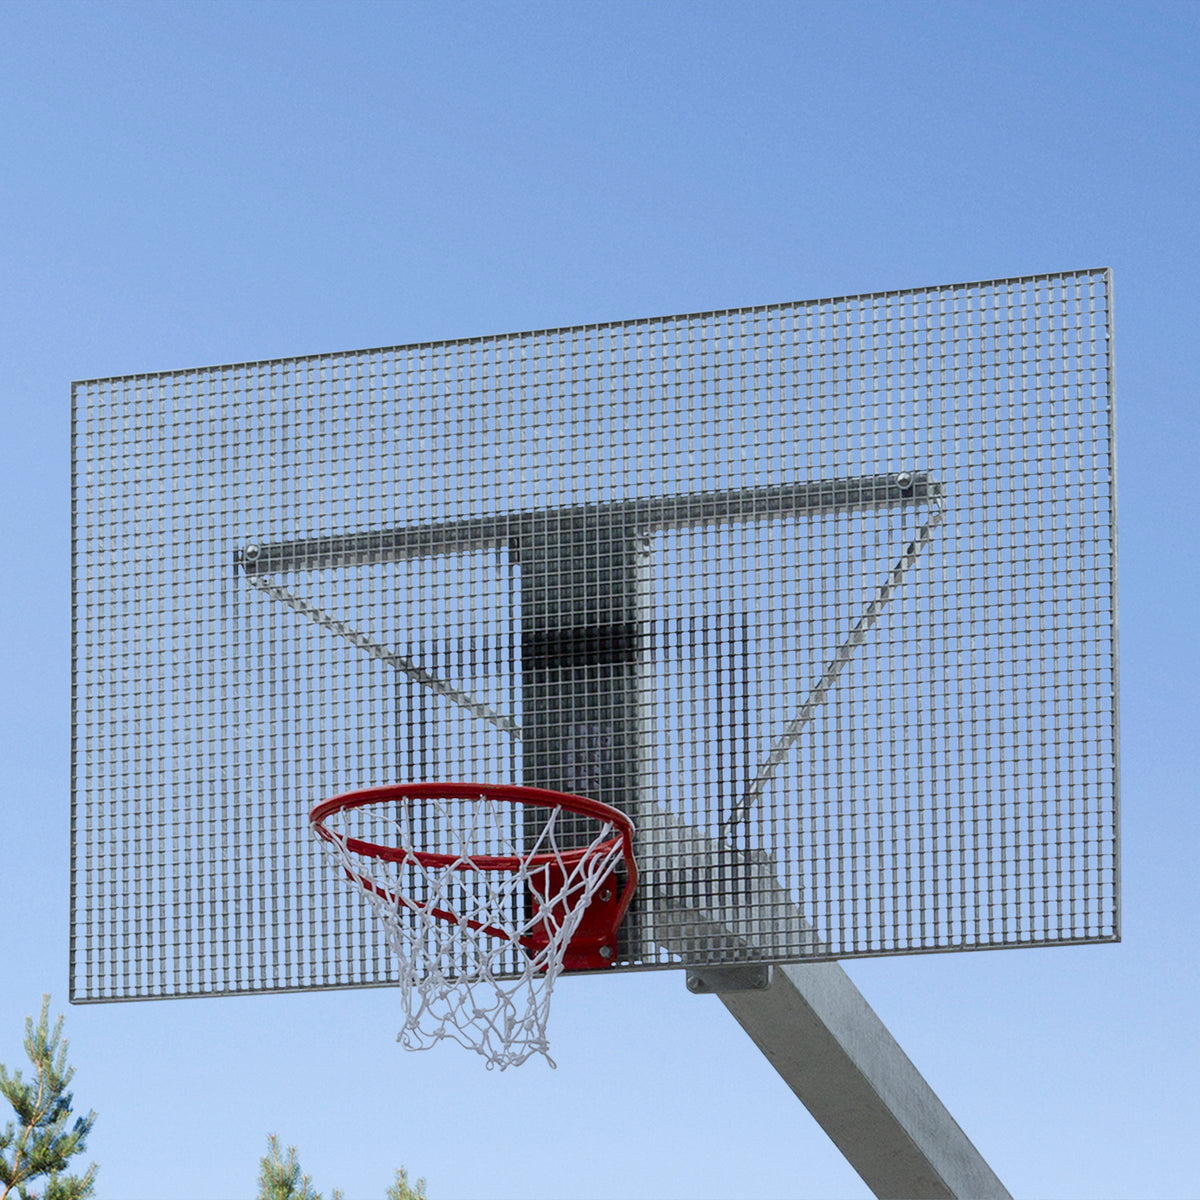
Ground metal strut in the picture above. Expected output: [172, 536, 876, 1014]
[241, 572, 521, 737]
[238, 477, 944, 804]
[729, 493, 945, 823]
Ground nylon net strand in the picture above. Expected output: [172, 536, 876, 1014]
[315, 791, 627, 1069]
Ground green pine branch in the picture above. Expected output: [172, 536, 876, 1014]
[257, 1137, 426, 1200]
[0, 997, 97, 1200]
[385, 1167, 427, 1200]
[258, 1135, 320, 1200]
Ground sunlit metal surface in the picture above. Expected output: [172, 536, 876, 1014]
[71, 269, 1118, 1000]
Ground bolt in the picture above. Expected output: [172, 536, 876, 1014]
[895, 471, 913, 490]
[686, 974, 705, 993]
[242, 543, 261, 564]
[598, 889, 613, 903]
[599, 944, 614, 960]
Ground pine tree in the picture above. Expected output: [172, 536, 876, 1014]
[257, 1136, 319, 1200]
[385, 1167, 427, 1200]
[0, 996, 97, 1200]
[257, 1137, 426, 1200]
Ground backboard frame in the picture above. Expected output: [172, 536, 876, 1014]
[70, 269, 1119, 1003]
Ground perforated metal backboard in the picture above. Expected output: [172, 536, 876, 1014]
[71, 269, 1118, 1001]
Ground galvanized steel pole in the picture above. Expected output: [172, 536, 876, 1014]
[699, 962, 1011, 1199]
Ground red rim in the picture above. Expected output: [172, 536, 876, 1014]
[310, 782, 639, 947]
[311, 781, 632, 865]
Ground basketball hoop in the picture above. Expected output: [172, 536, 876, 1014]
[310, 782, 637, 1069]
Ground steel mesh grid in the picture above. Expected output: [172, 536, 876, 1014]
[71, 269, 1118, 1000]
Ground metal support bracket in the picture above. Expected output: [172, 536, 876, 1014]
[686, 964, 773, 994]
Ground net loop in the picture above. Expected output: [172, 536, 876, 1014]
[311, 783, 637, 1069]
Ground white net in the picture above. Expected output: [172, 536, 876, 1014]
[313, 787, 631, 1069]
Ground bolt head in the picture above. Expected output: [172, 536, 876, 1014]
[895, 471, 913, 490]
[242, 543, 261, 563]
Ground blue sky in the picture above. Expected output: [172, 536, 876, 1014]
[2, 1, 1198, 1196]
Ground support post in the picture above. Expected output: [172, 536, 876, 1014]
[707, 962, 1011, 1200]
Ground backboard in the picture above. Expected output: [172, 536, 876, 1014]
[71, 269, 1118, 1002]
